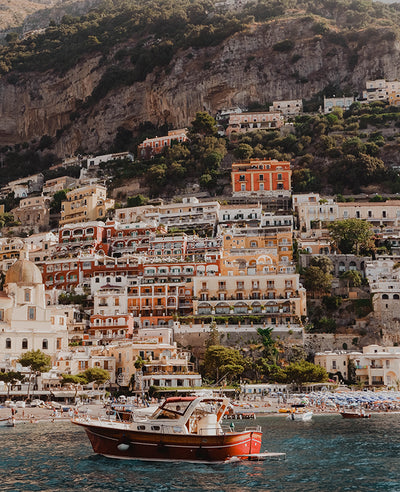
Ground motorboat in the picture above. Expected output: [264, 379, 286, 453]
[287, 404, 313, 421]
[72, 396, 263, 463]
[340, 409, 371, 419]
[287, 411, 313, 421]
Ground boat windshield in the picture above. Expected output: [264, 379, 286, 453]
[151, 400, 193, 420]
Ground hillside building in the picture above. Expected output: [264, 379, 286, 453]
[231, 159, 291, 197]
[225, 111, 284, 137]
[138, 130, 188, 159]
[60, 184, 114, 226]
[270, 99, 303, 116]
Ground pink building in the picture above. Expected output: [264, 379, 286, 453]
[138, 129, 188, 159]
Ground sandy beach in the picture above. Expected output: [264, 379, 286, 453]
[2, 393, 399, 424]
[0, 403, 105, 423]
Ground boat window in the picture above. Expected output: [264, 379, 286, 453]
[151, 426, 160, 431]
[152, 400, 193, 420]
[137, 425, 146, 430]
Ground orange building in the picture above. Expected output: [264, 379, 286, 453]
[231, 159, 291, 197]
[138, 129, 188, 159]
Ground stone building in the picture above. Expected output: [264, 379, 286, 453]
[12, 196, 52, 233]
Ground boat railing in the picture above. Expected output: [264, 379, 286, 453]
[197, 426, 225, 436]
[245, 426, 262, 432]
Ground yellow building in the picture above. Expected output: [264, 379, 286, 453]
[221, 226, 293, 275]
[193, 272, 306, 325]
[60, 185, 114, 226]
[92, 337, 201, 389]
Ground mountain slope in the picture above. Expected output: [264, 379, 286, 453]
[0, 0, 400, 157]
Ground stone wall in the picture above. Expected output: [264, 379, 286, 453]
[304, 333, 361, 356]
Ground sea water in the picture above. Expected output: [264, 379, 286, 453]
[0, 414, 399, 491]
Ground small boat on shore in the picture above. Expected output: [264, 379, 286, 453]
[340, 409, 371, 419]
[0, 417, 15, 427]
[73, 396, 265, 463]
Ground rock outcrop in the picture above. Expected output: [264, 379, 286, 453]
[0, 17, 399, 157]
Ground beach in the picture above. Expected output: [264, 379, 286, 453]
[3, 389, 400, 424]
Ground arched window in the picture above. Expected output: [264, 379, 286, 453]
[22, 338, 28, 349]
[5, 338, 11, 349]
[394, 294, 400, 300]
[42, 339, 48, 350]
[24, 289, 30, 302]
[382, 294, 389, 300]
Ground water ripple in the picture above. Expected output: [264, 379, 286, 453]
[0, 416, 400, 491]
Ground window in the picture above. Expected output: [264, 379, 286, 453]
[22, 338, 28, 349]
[28, 307, 36, 320]
[24, 289, 30, 302]
[277, 173, 282, 180]
[5, 338, 11, 349]
[42, 339, 48, 350]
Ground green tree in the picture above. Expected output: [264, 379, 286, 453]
[189, 112, 218, 137]
[206, 320, 220, 348]
[81, 367, 110, 388]
[303, 266, 332, 295]
[328, 219, 375, 255]
[340, 269, 362, 287]
[134, 356, 145, 370]
[201, 345, 244, 384]
[256, 359, 287, 383]
[18, 350, 51, 400]
[285, 360, 328, 388]
[50, 189, 67, 214]
[61, 374, 88, 403]
[126, 194, 148, 207]
[347, 359, 356, 384]
[257, 327, 278, 364]
[234, 143, 253, 160]
[0, 371, 24, 398]
[309, 255, 333, 274]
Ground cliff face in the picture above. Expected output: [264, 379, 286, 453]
[1, 17, 400, 157]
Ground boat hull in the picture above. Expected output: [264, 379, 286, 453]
[287, 411, 313, 421]
[340, 412, 371, 419]
[74, 421, 262, 463]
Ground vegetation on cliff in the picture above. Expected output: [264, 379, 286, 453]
[1, 0, 400, 84]
[98, 101, 400, 198]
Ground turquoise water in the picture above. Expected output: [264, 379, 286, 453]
[0, 415, 399, 491]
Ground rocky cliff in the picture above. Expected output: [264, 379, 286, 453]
[0, 16, 399, 157]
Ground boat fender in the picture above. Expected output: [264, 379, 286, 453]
[117, 435, 131, 451]
[117, 443, 130, 451]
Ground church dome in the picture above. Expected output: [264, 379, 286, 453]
[5, 258, 43, 285]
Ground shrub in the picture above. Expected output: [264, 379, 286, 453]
[272, 39, 295, 52]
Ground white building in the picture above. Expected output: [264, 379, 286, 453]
[0, 251, 68, 366]
[323, 96, 354, 113]
[293, 193, 338, 231]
